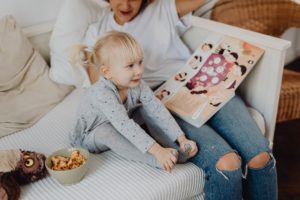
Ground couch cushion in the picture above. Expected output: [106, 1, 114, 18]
[0, 16, 33, 88]
[49, 0, 107, 88]
[0, 15, 72, 137]
[247, 107, 265, 135]
[0, 89, 205, 200]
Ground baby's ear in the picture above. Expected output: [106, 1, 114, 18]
[100, 65, 112, 79]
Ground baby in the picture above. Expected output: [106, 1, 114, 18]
[70, 31, 197, 172]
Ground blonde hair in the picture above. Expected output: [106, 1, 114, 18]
[72, 31, 143, 70]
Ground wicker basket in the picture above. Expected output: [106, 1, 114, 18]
[211, 0, 300, 37]
[211, 0, 300, 122]
[277, 69, 300, 122]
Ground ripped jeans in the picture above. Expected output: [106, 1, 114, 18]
[174, 95, 277, 200]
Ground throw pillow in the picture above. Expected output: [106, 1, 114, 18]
[49, 0, 107, 88]
[0, 15, 72, 137]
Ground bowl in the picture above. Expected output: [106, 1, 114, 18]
[45, 147, 90, 185]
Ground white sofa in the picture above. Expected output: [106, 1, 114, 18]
[0, 16, 290, 200]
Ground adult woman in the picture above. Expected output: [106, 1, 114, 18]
[83, 1, 277, 199]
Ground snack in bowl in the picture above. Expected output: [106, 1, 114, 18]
[51, 150, 86, 171]
[45, 147, 89, 185]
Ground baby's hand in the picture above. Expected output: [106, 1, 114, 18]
[155, 147, 178, 173]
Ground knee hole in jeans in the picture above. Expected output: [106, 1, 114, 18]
[248, 152, 270, 169]
[216, 152, 241, 171]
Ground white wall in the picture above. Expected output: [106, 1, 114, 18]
[0, 0, 65, 28]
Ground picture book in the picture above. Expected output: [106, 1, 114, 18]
[154, 33, 264, 127]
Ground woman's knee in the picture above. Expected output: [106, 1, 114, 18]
[216, 152, 241, 171]
[248, 152, 270, 169]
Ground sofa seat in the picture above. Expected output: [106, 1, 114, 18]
[0, 89, 205, 200]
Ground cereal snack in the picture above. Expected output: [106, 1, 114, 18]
[51, 150, 86, 171]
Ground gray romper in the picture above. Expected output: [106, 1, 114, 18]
[70, 77, 183, 168]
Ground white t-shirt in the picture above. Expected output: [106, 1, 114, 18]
[84, 0, 192, 88]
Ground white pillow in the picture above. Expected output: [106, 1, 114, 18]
[49, 0, 108, 88]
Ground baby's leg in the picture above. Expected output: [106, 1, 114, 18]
[93, 123, 162, 169]
[131, 107, 190, 163]
[130, 106, 179, 149]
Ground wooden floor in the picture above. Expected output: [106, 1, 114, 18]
[274, 119, 300, 200]
[273, 58, 300, 200]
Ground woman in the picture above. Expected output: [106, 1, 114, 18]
[83, 1, 277, 199]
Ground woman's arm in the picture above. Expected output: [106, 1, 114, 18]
[176, 0, 206, 17]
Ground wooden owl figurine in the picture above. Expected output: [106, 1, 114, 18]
[0, 149, 47, 200]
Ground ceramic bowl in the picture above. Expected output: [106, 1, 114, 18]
[45, 147, 90, 185]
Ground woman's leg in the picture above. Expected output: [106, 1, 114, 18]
[92, 122, 162, 169]
[209, 95, 278, 200]
[174, 116, 243, 200]
[246, 153, 277, 200]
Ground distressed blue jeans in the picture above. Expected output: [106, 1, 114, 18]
[174, 95, 278, 200]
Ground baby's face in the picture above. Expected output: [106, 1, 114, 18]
[109, 57, 144, 90]
[110, 0, 143, 25]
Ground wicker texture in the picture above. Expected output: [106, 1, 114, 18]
[277, 69, 300, 122]
[210, 0, 300, 37]
[211, 0, 300, 122]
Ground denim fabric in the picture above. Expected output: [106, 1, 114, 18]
[174, 95, 278, 200]
[245, 157, 277, 200]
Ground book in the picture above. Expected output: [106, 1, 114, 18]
[154, 33, 264, 127]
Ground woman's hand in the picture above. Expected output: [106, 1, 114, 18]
[148, 143, 178, 172]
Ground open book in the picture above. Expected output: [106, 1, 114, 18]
[154, 33, 264, 127]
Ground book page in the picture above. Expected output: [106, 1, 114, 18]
[155, 33, 264, 127]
